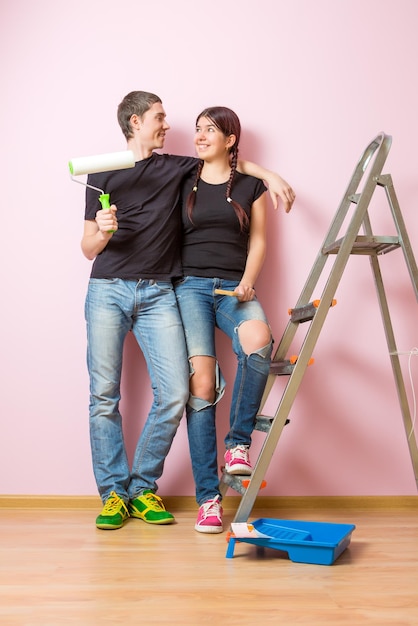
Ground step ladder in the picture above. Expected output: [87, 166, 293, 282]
[220, 132, 418, 523]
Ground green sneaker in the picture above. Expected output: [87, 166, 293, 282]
[96, 491, 130, 530]
[128, 490, 175, 525]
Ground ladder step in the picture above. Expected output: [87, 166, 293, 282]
[220, 471, 267, 495]
[255, 415, 290, 433]
[288, 299, 337, 323]
[269, 359, 296, 375]
[323, 235, 400, 256]
[269, 356, 315, 376]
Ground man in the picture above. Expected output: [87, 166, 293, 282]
[81, 90, 295, 530]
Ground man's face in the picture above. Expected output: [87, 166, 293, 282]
[139, 102, 170, 150]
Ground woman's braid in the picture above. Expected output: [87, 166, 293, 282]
[226, 149, 249, 231]
[186, 159, 204, 223]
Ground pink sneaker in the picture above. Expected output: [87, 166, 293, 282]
[195, 496, 223, 534]
[224, 445, 252, 475]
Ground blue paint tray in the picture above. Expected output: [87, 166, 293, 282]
[226, 518, 356, 565]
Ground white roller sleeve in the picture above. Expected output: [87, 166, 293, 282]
[69, 150, 136, 175]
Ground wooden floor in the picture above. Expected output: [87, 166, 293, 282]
[1, 497, 417, 625]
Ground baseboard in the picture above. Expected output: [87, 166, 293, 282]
[0, 494, 416, 510]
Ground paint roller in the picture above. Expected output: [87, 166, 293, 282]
[68, 150, 136, 209]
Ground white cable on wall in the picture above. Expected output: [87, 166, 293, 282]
[390, 348, 418, 439]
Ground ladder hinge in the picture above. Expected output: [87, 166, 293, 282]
[348, 193, 361, 204]
[375, 173, 392, 186]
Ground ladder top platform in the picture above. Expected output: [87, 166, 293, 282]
[324, 235, 400, 256]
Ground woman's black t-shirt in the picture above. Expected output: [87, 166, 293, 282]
[181, 171, 267, 281]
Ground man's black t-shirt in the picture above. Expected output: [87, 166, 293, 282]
[85, 153, 197, 280]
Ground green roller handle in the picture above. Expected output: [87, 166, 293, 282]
[99, 193, 114, 233]
[99, 193, 111, 210]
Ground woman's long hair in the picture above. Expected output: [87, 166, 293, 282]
[186, 106, 249, 231]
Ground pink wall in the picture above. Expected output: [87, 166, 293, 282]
[1, 0, 417, 497]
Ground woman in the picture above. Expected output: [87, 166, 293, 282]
[175, 107, 292, 533]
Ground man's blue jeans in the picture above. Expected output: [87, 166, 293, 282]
[85, 278, 189, 503]
[175, 276, 273, 505]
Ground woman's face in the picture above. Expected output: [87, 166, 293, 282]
[194, 116, 235, 161]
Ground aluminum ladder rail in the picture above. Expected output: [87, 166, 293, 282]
[220, 132, 418, 524]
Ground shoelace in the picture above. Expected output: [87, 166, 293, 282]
[102, 491, 129, 515]
[143, 492, 165, 511]
[230, 445, 249, 461]
[201, 496, 221, 519]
